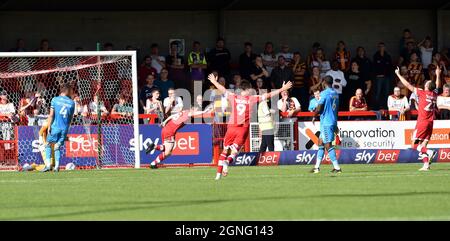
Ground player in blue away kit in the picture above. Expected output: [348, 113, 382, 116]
[41, 84, 75, 172]
[311, 76, 341, 174]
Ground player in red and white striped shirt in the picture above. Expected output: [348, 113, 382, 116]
[395, 65, 442, 171]
[208, 73, 292, 180]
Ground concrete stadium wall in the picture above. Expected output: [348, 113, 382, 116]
[442, 10, 450, 51]
[223, 10, 438, 61]
[0, 11, 218, 59]
[0, 10, 446, 62]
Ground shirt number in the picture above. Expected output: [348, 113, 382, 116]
[60, 106, 68, 118]
[236, 103, 246, 116]
[424, 98, 435, 112]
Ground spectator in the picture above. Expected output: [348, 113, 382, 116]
[349, 89, 368, 111]
[277, 90, 301, 120]
[250, 56, 270, 87]
[207, 37, 231, 80]
[373, 42, 393, 110]
[103, 42, 113, 51]
[399, 41, 418, 66]
[239, 42, 257, 81]
[290, 52, 308, 110]
[334, 41, 351, 72]
[271, 56, 294, 89]
[255, 78, 266, 95]
[37, 39, 53, 52]
[194, 94, 204, 110]
[326, 60, 347, 96]
[258, 99, 275, 152]
[27, 109, 47, 126]
[10, 38, 26, 52]
[139, 73, 159, 113]
[308, 89, 321, 112]
[188, 41, 207, 92]
[261, 42, 277, 74]
[409, 90, 419, 111]
[112, 95, 133, 117]
[407, 52, 424, 88]
[352, 47, 373, 90]
[387, 87, 410, 120]
[399, 29, 415, 54]
[229, 73, 242, 90]
[277, 44, 293, 66]
[308, 66, 322, 95]
[150, 43, 166, 75]
[428, 52, 448, 82]
[310, 48, 331, 78]
[154, 68, 175, 100]
[138, 56, 157, 88]
[88, 95, 109, 116]
[344, 61, 366, 110]
[163, 88, 183, 116]
[166, 41, 187, 90]
[145, 89, 164, 123]
[0, 93, 16, 150]
[418, 36, 434, 79]
[73, 94, 85, 116]
[307, 42, 321, 70]
[437, 84, 450, 119]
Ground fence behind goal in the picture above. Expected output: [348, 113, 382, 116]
[0, 51, 139, 170]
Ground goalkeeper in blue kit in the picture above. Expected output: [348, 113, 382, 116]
[41, 84, 75, 172]
[311, 76, 341, 174]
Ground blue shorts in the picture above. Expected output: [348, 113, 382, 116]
[46, 128, 67, 148]
[320, 125, 337, 144]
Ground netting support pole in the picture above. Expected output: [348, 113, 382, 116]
[96, 43, 103, 169]
[131, 51, 140, 168]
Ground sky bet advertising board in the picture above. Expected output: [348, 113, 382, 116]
[17, 124, 213, 166]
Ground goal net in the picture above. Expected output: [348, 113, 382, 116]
[0, 51, 140, 170]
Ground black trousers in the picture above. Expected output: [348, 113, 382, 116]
[259, 133, 275, 152]
[440, 109, 450, 120]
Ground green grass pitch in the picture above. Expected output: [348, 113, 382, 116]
[1, 163, 450, 220]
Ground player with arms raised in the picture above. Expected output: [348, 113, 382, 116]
[208, 73, 293, 180]
[311, 76, 341, 174]
[145, 106, 213, 169]
[41, 83, 75, 172]
[395, 65, 441, 171]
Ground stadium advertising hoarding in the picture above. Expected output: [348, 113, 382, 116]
[232, 148, 450, 166]
[298, 120, 450, 150]
[17, 124, 213, 166]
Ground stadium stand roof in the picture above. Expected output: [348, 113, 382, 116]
[0, 0, 449, 11]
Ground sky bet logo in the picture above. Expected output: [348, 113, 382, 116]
[234, 153, 257, 166]
[66, 134, 99, 158]
[295, 151, 316, 164]
[130, 132, 199, 156]
[258, 152, 280, 166]
[354, 150, 377, 164]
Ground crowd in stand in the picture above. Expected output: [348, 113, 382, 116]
[2, 29, 450, 128]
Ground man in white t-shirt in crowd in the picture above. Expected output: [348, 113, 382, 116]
[163, 88, 183, 116]
[277, 44, 293, 66]
[326, 60, 347, 96]
[409, 91, 419, 111]
[150, 43, 166, 75]
[387, 87, 410, 120]
[277, 90, 301, 121]
[437, 84, 450, 120]
[261, 41, 278, 75]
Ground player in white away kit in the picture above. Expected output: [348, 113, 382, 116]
[208, 73, 293, 180]
[395, 66, 441, 171]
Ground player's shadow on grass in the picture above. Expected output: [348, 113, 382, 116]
[4, 190, 450, 220]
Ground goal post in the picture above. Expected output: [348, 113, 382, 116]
[0, 51, 140, 170]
